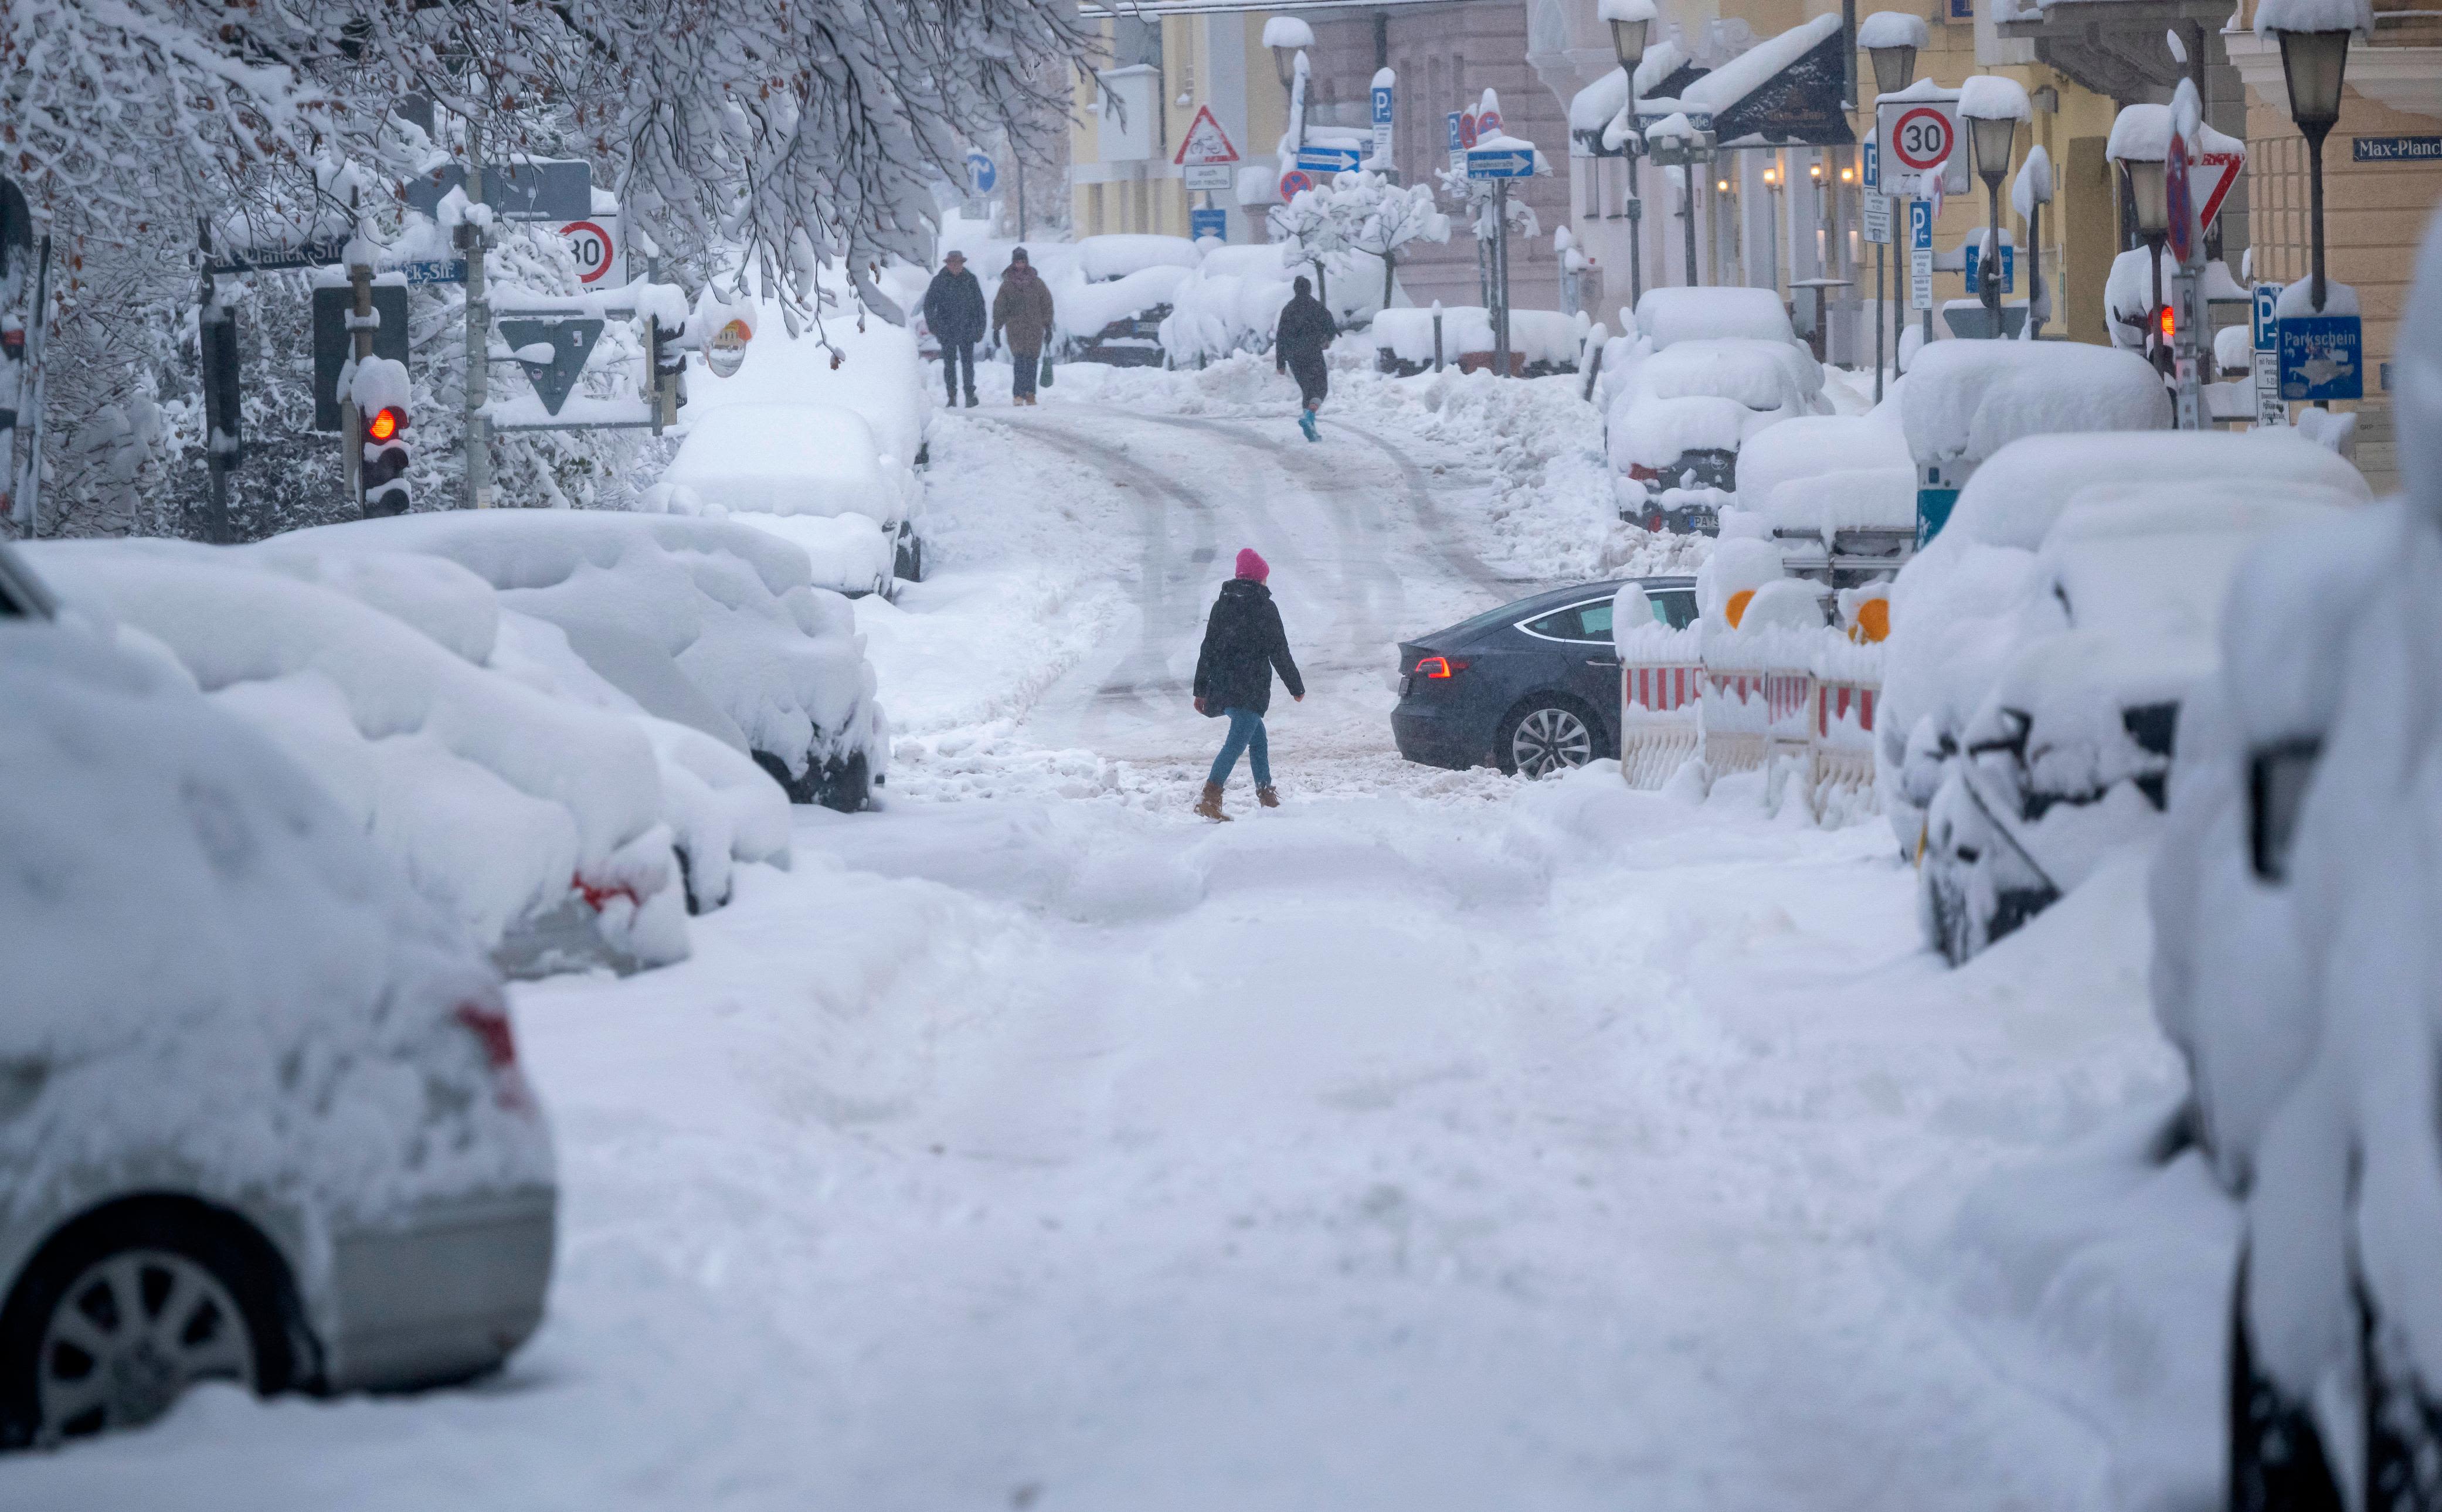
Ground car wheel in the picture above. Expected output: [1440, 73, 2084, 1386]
[813, 750, 873, 814]
[0, 1205, 294, 1449]
[895, 530, 925, 584]
[1496, 699, 1598, 779]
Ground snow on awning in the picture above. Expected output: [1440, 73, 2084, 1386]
[1597, 15, 1854, 153]
[1568, 42, 1704, 156]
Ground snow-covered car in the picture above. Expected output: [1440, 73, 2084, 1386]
[1733, 409, 1915, 586]
[1607, 289, 1822, 535]
[0, 544, 555, 1448]
[658, 402, 912, 596]
[286, 511, 890, 814]
[1893, 436, 2368, 962]
[29, 538, 699, 977]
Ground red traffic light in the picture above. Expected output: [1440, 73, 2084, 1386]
[2157, 306, 2174, 340]
[367, 407, 403, 442]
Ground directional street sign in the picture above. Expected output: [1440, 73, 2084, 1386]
[406, 160, 592, 222]
[388, 259, 467, 284]
[1296, 144, 1364, 175]
[1466, 147, 1537, 179]
[965, 149, 997, 195]
[206, 237, 349, 275]
[497, 315, 606, 416]
[1908, 199, 1934, 311]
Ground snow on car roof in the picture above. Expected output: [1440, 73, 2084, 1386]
[1941, 431, 2369, 554]
[1738, 413, 1908, 512]
[1075, 235, 1203, 282]
[1632, 286, 1796, 349]
[663, 402, 896, 522]
[1, 609, 551, 1225]
[1636, 339, 1816, 410]
[1899, 340, 2169, 468]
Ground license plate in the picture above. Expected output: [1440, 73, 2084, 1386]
[1398, 675, 1414, 696]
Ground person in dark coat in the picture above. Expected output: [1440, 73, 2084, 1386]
[921, 250, 986, 408]
[991, 246, 1057, 406]
[1191, 548, 1305, 820]
[1273, 276, 1337, 442]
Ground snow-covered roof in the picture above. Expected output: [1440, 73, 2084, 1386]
[1677, 13, 1840, 114]
[1899, 340, 2169, 467]
[2254, 0, 2373, 35]
[1567, 42, 1694, 131]
[1959, 74, 2032, 123]
[1858, 11, 1930, 49]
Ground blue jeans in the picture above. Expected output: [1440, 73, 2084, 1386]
[1208, 706, 1271, 788]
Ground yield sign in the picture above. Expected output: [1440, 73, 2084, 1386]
[497, 315, 604, 416]
[2193, 149, 2244, 232]
[1173, 106, 1241, 167]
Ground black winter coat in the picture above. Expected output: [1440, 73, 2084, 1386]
[1194, 579, 1305, 717]
[1274, 291, 1336, 375]
[922, 267, 987, 345]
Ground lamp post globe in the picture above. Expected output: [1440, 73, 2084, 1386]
[1610, 16, 1650, 70]
[1866, 43, 1917, 95]
[1964, 113, 2017, 325]
[1605, 5, 1654, 304]
[2118, 156, 2172, 371]
[1271, 45, 1298, 91]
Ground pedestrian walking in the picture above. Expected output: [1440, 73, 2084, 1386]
[1192, 548, 1305, 821]
[1274, 276, 1336, 443]
[991, 247, 1057, 407]
[921, 250, 986, 409]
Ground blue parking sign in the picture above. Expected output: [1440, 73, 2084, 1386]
[2279, 314, 2363, 402]
[1908, 199, 1933, 251]
[1962, 243, 2013, 292]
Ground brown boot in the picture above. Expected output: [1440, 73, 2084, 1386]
[1257, 786, 1280, 808]
[1194, 782, 1231, 821]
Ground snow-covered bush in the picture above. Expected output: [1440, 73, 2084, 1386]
[285, 511, 888, 811]
[1157, 242, 1388, 366]
[1, 564, 554, 1239]
[1881, 434, 2368, 960]
[27, 538, 693, 976]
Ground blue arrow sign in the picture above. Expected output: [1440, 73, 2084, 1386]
[1466, 147, 1536, 179]
[1295, 145, 1363, 175]
[966, 150, 997, 194]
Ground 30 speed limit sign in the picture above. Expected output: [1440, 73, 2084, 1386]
[1889, 108, 1952, 172]
[560, 218, 616, 284]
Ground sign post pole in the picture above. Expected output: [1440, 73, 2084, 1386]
[345, 257, 374, 510]
[463, 131, 491, 509]
[1493, 180, 1512, 376]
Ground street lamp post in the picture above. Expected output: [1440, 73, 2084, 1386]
[1604, 0, 1656, 305]
[2271, 26, 2352, 312]
[1862, 23, 1920, 388]
[2122, 152, 2170, 372]
[1961, 79, 2027, 338]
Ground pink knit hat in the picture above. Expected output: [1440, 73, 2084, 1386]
[1235, 548, 1269, 582]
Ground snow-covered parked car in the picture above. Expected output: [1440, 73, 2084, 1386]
[1605, 287, 1823, 535]
[0, 544, 555, 1448]
[1882, 433, 2368, 963]
[286, 511, 890, 814]
[2145, 229, 2442, 1511]
[28, 538, 700, 977]
[1731, 407, 1915, 586]
[658, 403, 910, 596]
[1060, 236, 1201, 366]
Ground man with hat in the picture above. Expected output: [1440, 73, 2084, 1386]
[921, 250, 986, 409]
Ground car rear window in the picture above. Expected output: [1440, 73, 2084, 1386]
[1653, 591, 1697, 629]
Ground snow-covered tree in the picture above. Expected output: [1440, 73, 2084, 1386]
[1268, 184, 1358, 305]
[1333, 172, 1449, 309]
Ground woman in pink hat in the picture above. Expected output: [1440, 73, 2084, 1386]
[1191, 548, 1305, 821]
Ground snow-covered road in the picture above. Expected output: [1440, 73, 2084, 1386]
[13, 368, 2179, 1510]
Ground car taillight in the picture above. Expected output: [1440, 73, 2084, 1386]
[456, 1002, 518, 1070]
[1413, 655, 1468, 679]
[1627, 463, 1663, 483]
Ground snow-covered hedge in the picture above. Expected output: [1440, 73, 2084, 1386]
[1371, 307, 1589, 373]
[1, 589, 555, 1233]
[286, 511, 888, 810]
[28, 539, 697, 976]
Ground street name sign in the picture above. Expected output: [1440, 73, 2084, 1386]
[1466, 147, 1537, 179]
[207, 237, 349, 274]
[2354, 136, 2442, 162]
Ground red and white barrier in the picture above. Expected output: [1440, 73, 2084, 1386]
[1619, 631, 1885, 821]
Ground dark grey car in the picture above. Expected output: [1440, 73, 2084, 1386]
[1391, 577, 1699, 777]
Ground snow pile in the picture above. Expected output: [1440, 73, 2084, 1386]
[1632, 286, 1796, 348]
[1261, 13, 1315, 48]
[28, 539, 691, 976]
[1614, 395, 1749, 468]
[1, 599, 554, 1235]
[1059, 263, 1191, 341]
[283, 511, 888, 801]
[1958, 74, 2032, 125]
[1899, 340, 2170, 472]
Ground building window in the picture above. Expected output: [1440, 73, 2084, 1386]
[2249, 132, 2309, 287]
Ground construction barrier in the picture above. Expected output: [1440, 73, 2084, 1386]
[1619, 638, 1884, 821]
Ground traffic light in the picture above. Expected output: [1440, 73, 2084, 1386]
[2158, 304, 2175, 341]
[362, 402, 410, 517]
